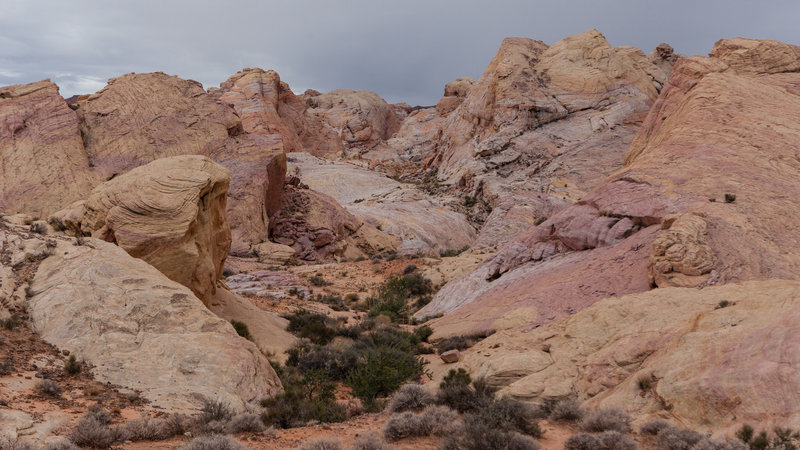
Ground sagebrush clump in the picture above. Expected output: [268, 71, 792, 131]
[179, 434, 246, 450]
[579, 407, 631, 433]
[387, 383, 433, 412]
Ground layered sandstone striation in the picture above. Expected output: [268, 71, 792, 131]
[77, 155, 232, 305]
[421, 37, 800, 334]
[26, 234, 281, 412]
[443, 280, 800, 433]
[0, 80, 97, 218]
[413, 29, 674, 249]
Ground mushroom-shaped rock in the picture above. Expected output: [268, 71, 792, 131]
[79, 155, 232, 305]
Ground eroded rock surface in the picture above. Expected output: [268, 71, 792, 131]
[27, 236, 281, 412]
[0, 80, 97, 217]
[78, 155, 232, 305]
[447, 280, 800, 433]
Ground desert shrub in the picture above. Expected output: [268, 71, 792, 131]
[597, 431, 637, 450]
[309, 275, 331, 286]
[294, 344, 359, 380]
[565, 433, 601, 450]
[418, 405, 459, 436]
[657, 425, 703, 450]
[436, 368, 492, 413]
[165, 413, 194, 436]
[464, 196, 477, 207]
[413, 325, 433, 342]
[403, 264, 417, 274]
[750, 431, 769, 450]
[638, 373, 654, 391]
[299, 437, 343, 450]
[36, 379, 63, 397]
[227, 413, 265, 433]
[0, 359, 13, 376]
[534, 216, 547, 226]
[771, 427, 800, 448]
[179, 434, 246, 450]
[444, 416, 540, 450]
[366, 274, 434, 323]
[357, 326, 422, 354]
[347, 343, 428, 404]
[230, 320, 252, 340]
[64, 354, 81, 375]
[384, 412, 422, 441]
[692, 438, 747, 450]
[116, 416, 172, 441]
[725, 193, 736, 203]
[580, 408, 631, 433]
[87, 404, 113, 425]
[317, 294, 349, 311]
[387, 383, 433, 412]
[736, 424, 754, 444]
[473, 396, 542, 437]
[439, 247, 469, 258]
[30, 221, 48, 234]
[200, 398, 232, 424]
[261, 367, 347, 428]
[70, 415, 114, 448]
[640, 418, 670, 435]
[285, 310, 338, 345]
[435, 330, 495, 354]
[200, 419, 228, 435]
[352, 432, 391, 450]
[1, 314, 20, 330]
[549, 398, 584, 422]
[44, 438, 80, 450]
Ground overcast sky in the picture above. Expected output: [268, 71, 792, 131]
[1, 0, 798, 105]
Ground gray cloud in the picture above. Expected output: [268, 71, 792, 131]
[1, 0, 798, 105]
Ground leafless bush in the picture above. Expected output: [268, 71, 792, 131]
[549, 398, 584, 422]
[640, 418, 670, 435]
[351, 432, 392, 450]
[200, 419, 228, 435]
[115, 416, 172, 441]
[657, 425, 703, 450]
[564, 433, 601, 450]
[200, 398, 233, 424]
[387, 383, 433, 412]
[418, 405, 459, 436]
[299, 437, 343, 450]
[597, 431, 637, 450]
[87, 404, 113, 425]
[579, 408, 631, 433]
[227, 413, 265, 433]
[179, 434, 247, 450]
[36, 379, 63, 397]
[384, 412, 420, 441]
[692, 438, 747, 450]
[70, 415, 114, 448]
[44, 438, 80, 450]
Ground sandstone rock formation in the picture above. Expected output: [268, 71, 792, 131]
[211, 68, 308, 154]
[77, 155, 232, 305]
[26, 235, 281, 412]
[435, 77, 475, 115]
[0, 80, 97, 217]
[207, 134, 287, 255]
[73, 72, 242, 180]
[414, 30, 675, 249]
[303, 89, 401, 157]
[271, 174, 397, 262]
[286, 153, 476, 256]
[419, 37, 800, 437]
[444, 280, 800, 433]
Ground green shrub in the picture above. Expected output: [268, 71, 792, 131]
[435, 330, 495, 354]
[64, 354, 81, 375]
[366, 274, 434, 323]
[464, 196, 477, 207]
[347, 344, 428, 404]
[439, 246, 469, 257]
[230, 320, 252, 340]
[309, 275, 330, 286]
[261, 364, 347, 429]
[436, 369, 494, 413]
[284, 310, 338, 345]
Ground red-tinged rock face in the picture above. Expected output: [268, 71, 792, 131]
[0, 80, 98, 217]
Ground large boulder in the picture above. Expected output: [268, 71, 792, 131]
[27, 235, 281, 413]
[0, 80, 97, 217]
[78, 155, 231, 305]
